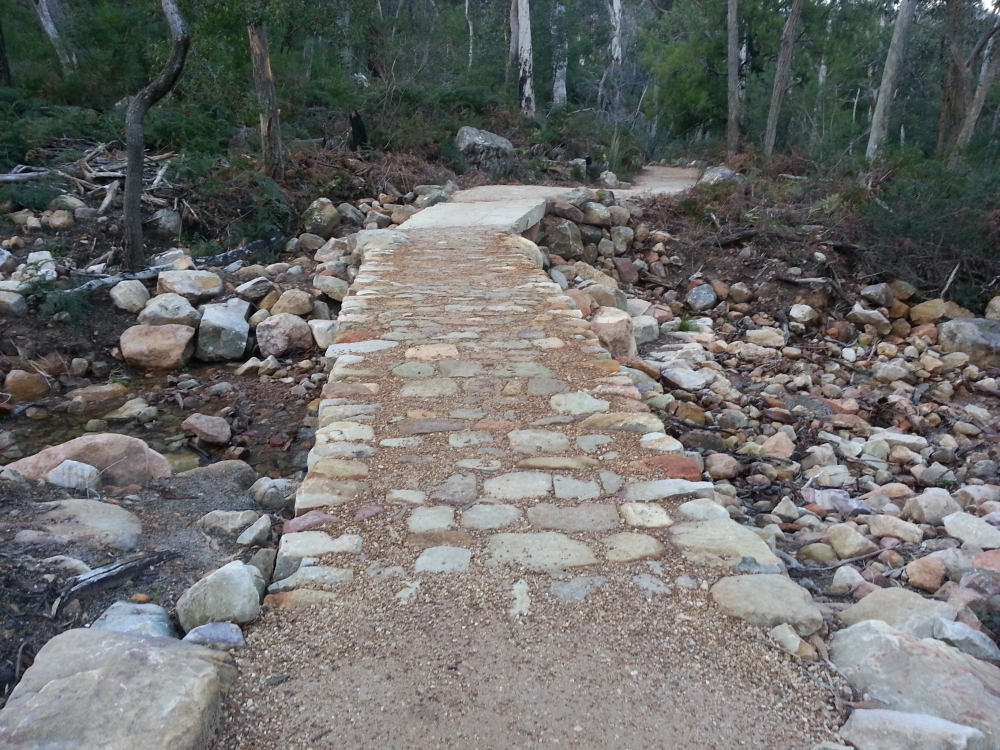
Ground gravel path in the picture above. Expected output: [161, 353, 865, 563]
[214, 186, 842, 749]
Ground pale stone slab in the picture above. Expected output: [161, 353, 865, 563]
[620, 479, 715, 502]
[602, 532, 665, 562]
[578, 412, 663, 434]
[483, 472, 553, 500]
[508, 429, 572, 454]
[527, 503, 620, 532]
[710, 574, 823, 635]
[324, 340, 398, 356]
[407, 506, 455, 533]
[387, 489, 427, 505]
[839, 587, 956, 638]
[620, 502, 674, 528]
[553, 476, 602, 500]
[460, 504, 522, 529]
[669, 518, 782, 568]
[550, 392, 610, 415]
[317, 421, 376, 443]
[399, 378, 458, 398]
[268, 566, 354, 593]
[415, 546, 472, 573]
[486, 532, 598, 570]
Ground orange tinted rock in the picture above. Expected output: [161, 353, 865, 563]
[630, 454, 703, 480]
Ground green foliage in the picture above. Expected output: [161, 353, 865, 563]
[0, 178, 62, 211]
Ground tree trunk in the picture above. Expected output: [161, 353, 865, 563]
[33, 0, 76, 73]
[506, 0, 518, 84]
[0, 15, 11, 88]
[609, 0, 623, 69]
[517, 0, 535, 117]
[123, 0, 190, 271]
[466, 0, 474, 69]
[865, 0, 917, 161]
[949, 38, 1000, 164]
[248, 22, 284, 180]
[552, 2, 567, 105]
[726, 0, 740, 155]
[763, 0, 805, 158]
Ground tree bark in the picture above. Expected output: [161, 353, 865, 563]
[727, 0, 740, 155]
[0, 15, 11, 88]
[609, 0, 623, 69]
[248, 22, 285, 180]
[865, 0, 917, 161]
[517, 0, 535, 117]
[123, 0, 190, 271]
[552, 2, 568, 106]
[949, 37, 1000, 164]
[763, 0, 805, 158]
[32, 0, 75, 73]
[466, 0, 474, 69]
[506, 0, 519, 83]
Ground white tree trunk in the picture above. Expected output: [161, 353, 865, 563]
[866, 0, 917, 161]
[552, 2, 568, 105]
[950, 36, 1000, 163]
[466, 0, 474, 69]
[608, 0, 622, 68]
[33, 0, 75, 72]
[507, 0, 519, 80]
[517, 0, 535, 116]
[763, 0, 805, 157]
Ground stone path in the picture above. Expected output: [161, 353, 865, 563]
[215, 181, 842, 748]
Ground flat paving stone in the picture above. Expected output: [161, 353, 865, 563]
[269, 566, 354, 593]
[482, 472, 553, 500]
[516, 456, 600, 470]
[460, 504, 522, 530]
[619, 479, 715, 502]
[550, 575, 608, 602]
[399, 378, 458, 398]
[396, 419, 466, 435]
[576, 435, 613, 453]
[669, 518, 783, 569]
[486, 532, 598, 571]
[325, 340, 398, 355]
[387, 489, 426, 504]
[490, 363, 556, 378]
[438, 360, 485, 377]
[407, 506, 455, 533]
[553, 476, 602, 500]
[550, 392, 610, 415]
[602, 533, 666, 562]
[429, 473, 478, 504]
[633, 573, 671, 596]
[449, 431, 495, 447]
[508, 429, 572, 454]
[619, 502, 674, 528]
[392, 362, 436, 378]
[526, 378, 571, 396]
[455, 458, 504, 472]
[406, 344, 459, 360]
[577, 412, 664, 434]
[415, 546, 472, 573]
[527, 503, 620, 532]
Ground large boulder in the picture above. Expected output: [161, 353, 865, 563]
[710, 574, 823, 635]
[301, 197, 341, 239]
[175, 561, 264, 633]
[830, 620, 1000, 746]
[590, 306, 636, 359]
[938, 318, 1000, 367]
[4, 369, 50, 402]
[255, 313, 313, 357]
[0, 628, 235, 750]
[15, 498, 142, 550]
[543, 218, 584, 260]
[4, 433, 171, 485]
[455, 126, 516, 175]
[195, 298, 251, 362]
[155, 270, 222, 302]
[120, 324, 195, 370]
[138, 293, 201, 327]
[839, 709, 987, 750]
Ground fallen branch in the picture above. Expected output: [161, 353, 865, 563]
[52, 550, 178, 617]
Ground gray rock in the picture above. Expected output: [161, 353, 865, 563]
[414, 189, 447, 209]
[110, 279, 150, 313]
[933, 618, 1000, 664]
[686, 284, 718, 312]
[839, 709, 986, 750]
[527, 503, 620, 532]
[943, 512, 1000, 549]
[455, 126, 515, 175]
[839, 587, 956, 638]
[460, 504, 522, 529]
[0, 291, 27, 317]
[0, 628, 235, 750]
[414, 546, 471, 573]
[669, 517, 783, 569]
[91, 601, 177, 639]
[181, 622, 245, 650]
[861, 283, 896, 308]
[152, 208, 182, 236]
[830, 620, 1000, 746]
[632, 315, 660, 345]
[301, 197, 341, 239]
[196, 298, 251, 362]
[710, 574, 823, 635]
[197, 509, 258, 535]
[903, 489, 964, 526]
[237, 515, 271, 546]
[235, 277, 273, 302]
[847, 303, 892, 335]
[545, 219, 584, 260]
[486, 532, 597, 571]
[175, 561, 264, 633]
[550, 576, 607, 602]
[15, 499, 141, 550]
[939, 319, 1000, 368]
[139, 293, 202, 327]
[314, 274, 349, 301]
[581, 201, 612, 226]
[337, 202, 365, 226]
[156, 271, 222, 302]
[698, 166, 742, 185]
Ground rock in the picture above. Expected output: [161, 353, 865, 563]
[5, 434, 170, 485]
[686, 284, 718, 312]
[933, 619, 1000, 664]
[236, 515, 271, 546]
[868, 514, 924, 544]
[839, 709, 987, 750]
[0, 291, 27, 317]
[235, 277, 273, 302]
[198, 509, 258, 535]
[156, 270, 222, 302]
[414, 189, 447, 209]
[706, 453, 741, 480]
[178, 460, 257, 489]
[0, 628, 234, 750]
[175, 561, 264, 633]
[830, 620, 1000, 745]
[182, 622, 245, 650]
[485, 532, 597, 571]
[669, 518, 782, 569]
[847, 303, 892, 335]
[182, 414, 232, 445]
[152, 208, 182, 236]
[391, 204, 420, 225]
[47, 209, 73, 230]
[827, 523, 878, 558]
[903, 489, 964, 526]
[337, 202, 366, 226]
[590, 306, 636, 359]
[581, 201, 612, 226]
[301, 198, 341, 239]
[985, 296, 1000, 321]
[16, 498, 142, 549]
[910, 298, 948, 325]
[270, 289, 313, 316]
[943, 512, 1000, 549]
[906, 556, 947, 592]
[195, 298, 251, 362]
[138, 293, 201, 327]
[829, 565, 865, 595]
[760, 431, 795, 459]
[545, 219, 584, 260]
[455, 126, 515, 175]
[839, 587, 956, 638]
[91, 601, 177, 639]
[631, 315, 659, 345]
[710, 574, 823, 635]
[255, 313, 313, 357]
[120, 324, 195, 370]
[4, 370, 50, 402]
[746, 328, 785, 347]
[46, 459, 101, 491]
[110, 279, 150, 313]
[698, 166, 741, 185]
[789, 304, 819, 325]
[938, 319, 1000, 368]
[861, 283, 896, 308]
[312, 275, 348, 304]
